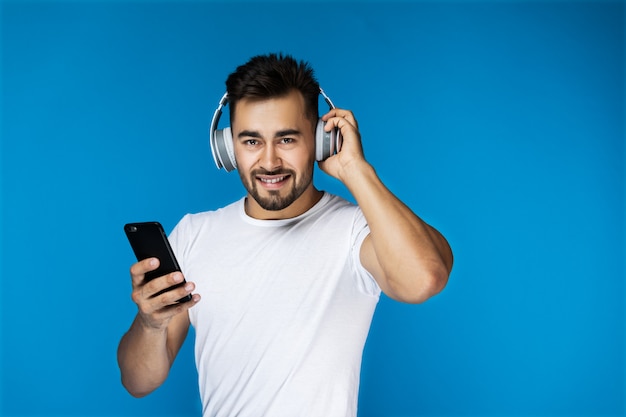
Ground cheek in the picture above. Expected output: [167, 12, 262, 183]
[233, 147, 252, 169]
[289, 151, 315, 173]
[297, 139, 317, 164]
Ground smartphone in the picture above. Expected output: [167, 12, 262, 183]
[124, 221, 192, 303]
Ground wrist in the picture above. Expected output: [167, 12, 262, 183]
[135, 313, 169, 334]
[339, 159, 378, 190]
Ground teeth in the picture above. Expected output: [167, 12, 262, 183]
[260, 176, 285, 184]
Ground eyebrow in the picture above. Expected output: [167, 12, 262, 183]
[237, 129, 302, 139]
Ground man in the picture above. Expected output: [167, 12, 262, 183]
[118, 53, 453, 416]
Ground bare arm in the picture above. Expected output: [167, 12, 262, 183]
[345, 163, 452, 303]
[117, 258, 200, 397]
[319, 110, 453, 303]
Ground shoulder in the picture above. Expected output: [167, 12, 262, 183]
[318, 192, 359, 215]
[179, 198, 242, 227]
[322, 193, 365, 223]
[169, 198, 244, 242]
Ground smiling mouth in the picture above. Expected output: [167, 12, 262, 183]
[259, 175, 287, 184]
[256, 173, 292, 188]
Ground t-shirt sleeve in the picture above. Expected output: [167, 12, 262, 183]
[350, 208, 381, 297]
[167, 213, 192, 274]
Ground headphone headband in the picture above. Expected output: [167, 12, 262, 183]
[209, 93, 232, 170]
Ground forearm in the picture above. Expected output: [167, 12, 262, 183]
[117, 314, 173, 397]
[342, 161, 453, 302]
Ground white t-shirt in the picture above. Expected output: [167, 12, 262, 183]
[169, 193, 381, 417]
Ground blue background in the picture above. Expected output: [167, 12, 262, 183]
[1, 1, 624, 416]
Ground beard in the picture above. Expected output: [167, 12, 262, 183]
[239, 165, 314, 211]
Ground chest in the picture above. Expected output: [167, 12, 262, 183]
[183, 222, 356, 324]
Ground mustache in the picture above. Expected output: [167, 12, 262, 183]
[251, 168, 295, 177]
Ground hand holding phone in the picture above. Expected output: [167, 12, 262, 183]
[124, 222, 192, 304]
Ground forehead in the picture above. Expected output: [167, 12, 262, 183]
[231, 90, 311, 130]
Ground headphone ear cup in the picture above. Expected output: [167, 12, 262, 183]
[315, 118, 340, 161]
[315, 119, 332, 161]
[214, 127, 237, 172]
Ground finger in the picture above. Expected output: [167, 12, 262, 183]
[326, 116, 362, 148]
[156, 280, 195, 305]
[138, 288, 200, 327]
[132, 276, 196, 314]
[150, 292, 201, 323]
[142, 271, 186, 300]
[129, 258, 159, 286]
[322, 109, 358, 129]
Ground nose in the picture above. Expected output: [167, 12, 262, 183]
[259, 143, 282, 172]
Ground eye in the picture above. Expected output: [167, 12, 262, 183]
[280, 137, 295, 144]
[244, 139, 259, 146]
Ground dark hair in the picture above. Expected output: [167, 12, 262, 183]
[225, 53, 320, 128]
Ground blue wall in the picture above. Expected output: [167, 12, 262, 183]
[1, 1, 624, 416]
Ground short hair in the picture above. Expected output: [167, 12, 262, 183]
[225, 53, 320, 129]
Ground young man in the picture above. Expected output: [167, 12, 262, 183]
[118, 53, 453, 416]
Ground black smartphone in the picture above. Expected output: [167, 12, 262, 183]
[124, 221, 192, 303]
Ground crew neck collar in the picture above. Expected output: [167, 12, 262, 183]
[238, 192, 330, 227]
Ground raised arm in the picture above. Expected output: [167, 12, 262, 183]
[319, 109, 453, 303]
[117, 258, 200, 397]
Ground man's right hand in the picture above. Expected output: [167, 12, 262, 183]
[129, 257, 199, 331]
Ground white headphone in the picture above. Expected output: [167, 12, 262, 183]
[209, 88, 342, 172]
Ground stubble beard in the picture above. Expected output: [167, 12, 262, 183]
[240, 166, 314, 211]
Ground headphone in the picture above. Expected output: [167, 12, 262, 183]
[209, 88, 342, 172]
